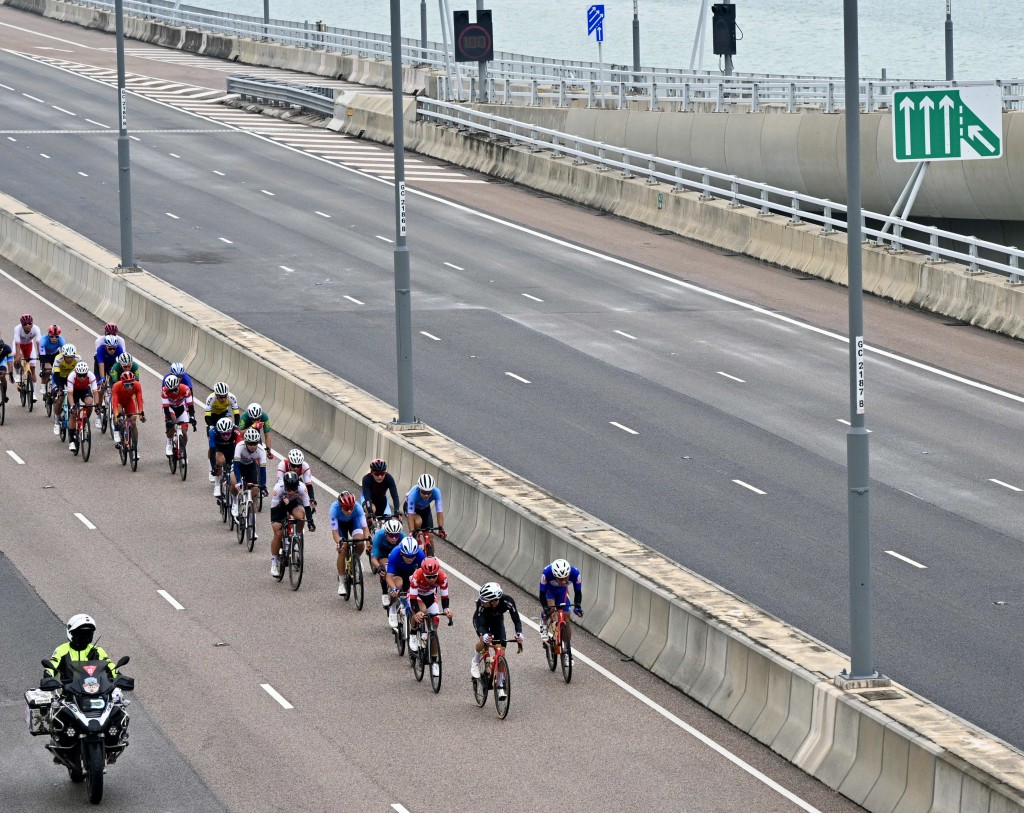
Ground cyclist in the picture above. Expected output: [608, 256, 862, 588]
[0, 332, 12, 404]
[12, 313, 41, 401]
[38, 324, 65, 388]
[406, 557, 452, 671]
[238, 402, 274, 459]
[361, 458, 400, 520]
[276, 449, 317, 531]
[161, 362, 192, 392]
[109, 371, 145, 447]
[94, 336, 122, 427]
[161, 373, 195, 458]
[208, 416, 242, 498]
[92, 323, 123, 354]
[270, 471, 309, 578]
[404, 473, 447, 539]
[538, 558, 584, 641]
[330, 491, 367, 597]
[203, 381, 240, 429]
[66, 361, 98, 453]
[370, 517, 405, 611]
[385, 536, 425, 630]
[231, 427, 268, 521]
[50, 344, 79, 435]
[471, 582, 524, 696]
[108, 352, 139, 387]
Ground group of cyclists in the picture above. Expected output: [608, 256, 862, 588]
[3, 314, 586, 688]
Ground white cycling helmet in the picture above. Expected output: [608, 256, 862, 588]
[103, 335, 119, 348]
[287, 449, 304, 466]
[66, 613, 96, 640]
[169, 362, 186, 376]
[213, 381, 230, 396]
[61, 344, 77, 358]
[243, 427, 261, 444]
[164, 374, 180, 391]
[383, 518, 403, 535]
[247, 403, 262, 420]
[550, 559, 572, 579]
[74, 361, 89, 376]
[479, 582, 503, 602]
[399, 536, 419, 556]
[417, 473, 435, 491]
[117, 352, 133, 366]
[215, 417, 234, 433]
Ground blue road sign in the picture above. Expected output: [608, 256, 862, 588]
[587, 4, 605, 42]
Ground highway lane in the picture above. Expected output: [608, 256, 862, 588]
[0, 266, 862, 813]
[2, 19, 1024, 747]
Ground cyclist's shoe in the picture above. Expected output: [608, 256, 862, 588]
[68, 440, 76, 451]
[32, 394, 38, 403]
[270, 561, 281, 578]
[388, 606, 399, 629]
[94, 416, 101, 428]
[409, 635, 419, 652]
[496, 686, 507, 701]
[308, 520, 316, 532]
[381, 594, 391, 608]
[208, 471, 216, 482]
[470, 658, 482, 679]
[231, 500, 239, 519]
[337, 576, 348, 597]
[431, 663, 440, 677]
[213, 481, 221, 497]
[165, 439, 173, 456]
[53, 422, 59, 435]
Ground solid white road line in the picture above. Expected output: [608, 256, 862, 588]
[885, 550, 927, 569]
[419, 331, 441, 341]
[613, 329, 637, 340]
[169, 152, 180, 158]
[343, 295, 364, 305]
[505, 372, 531, 384]
[157, 589, 185, 610]
[6, 450, 26, 465]
[717, 371, 745, 383]
[77, 171, 88, 177]
[218, 237, 233, 244]
[610, 421, 639, 435]
[165, 212, 179, 219]
[989, 478, 1023, 492]
[376, 235, 394, 243]
[260, 189, 275, 196]
[315, 211, 331, 218]
[732, 479, 767, 495]
[39, 153, 49, 159]
[443, 262, 463, 271]
[74, 513, 96, 530]
[212, 169, 225, 175]
[521, 293, 544, 302]
[260, 683, 294, 709]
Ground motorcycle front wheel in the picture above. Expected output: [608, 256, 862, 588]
[84, 739, 104, 804]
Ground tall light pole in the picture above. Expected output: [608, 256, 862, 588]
[944, 1, 954, 81]
[389, 0, 415, 423]
[632, 0, 641, 84]
[114, 0, 136, 270]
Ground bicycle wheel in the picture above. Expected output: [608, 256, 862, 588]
[80, 421, 91, 462]
[99, 402, 108, 435]
[179, 443, 188, 481]
[129, 427, 139, 472]
[0, 392, 5, 425]
[473, 672, 489, 707]
[429, 627, 442, 693]
[273, 538, 287, 582]
[494, 656, 511, 719]
[560, 622, 573, 684]
[235, 498, 246, 544]
[353, 555, 364, 611]
[545, 634, 557, 672]
[118, 423, 128, 466]
[59, 412, 66, 442]
[256, 488, 263, 513]
[245, 501, 256, 552]
[168, 439, 177, 474]
[288, 531, 303, 591]
[412, 625, 426, 682]
[19, 378, 26, 408]
[219, 480, 229, 524]
[395, 611, 407, 657]
[44, 386, 52, 417]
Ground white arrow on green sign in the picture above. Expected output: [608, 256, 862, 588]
[892, 85, 1002, 162]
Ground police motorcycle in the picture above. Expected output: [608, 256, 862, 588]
[25, 656, 135, 804]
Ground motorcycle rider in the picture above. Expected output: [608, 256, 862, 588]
[44, 614, 120, 681]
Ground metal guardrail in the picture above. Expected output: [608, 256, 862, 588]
[416, 99, 1024, 283]
[226, 76, 335, 117]
[75, 0, 1024, 112]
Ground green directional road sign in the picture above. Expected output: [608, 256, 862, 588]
[892, 85, 1002, 162]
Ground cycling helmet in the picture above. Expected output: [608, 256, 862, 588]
[247, 403, 262, 420]
[213, 381, 230, 396]
[104, 323, 118, 336]
[66, 613, 97, 641]
[19, 313, 32, 327]
[216, 416, 234, 434]
[383, 518, 403, 536]
[287, 449, 305, 466]
[164, 374, 180, 391]
[283, 471, 300, 491]
[47, 324, 61, 337]
[74, 361, 89, 376]
[338, 491, 356, 511]
[61, 343, 77, 358]
[370, 458, 387, 472]
[399, 536, 419, 556]
[117, 352, 133, 366]
[243, 427, 261, 444]
[550, 559, 572, 579]
[479, 582, 503, 602]
[120, 371, 136, 384]
[417, 473, 435, 491]
[421, 557, 441, 578]
[169, 362, 185, 376]
[103, 335, 119, 348]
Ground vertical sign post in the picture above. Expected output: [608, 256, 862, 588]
[587, 4, 605, 106]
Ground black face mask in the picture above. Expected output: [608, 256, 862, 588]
[69, 630, 94, 651]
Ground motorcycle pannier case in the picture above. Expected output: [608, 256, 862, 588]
[24, 689, 53, 735]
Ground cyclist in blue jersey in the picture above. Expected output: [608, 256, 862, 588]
[370, 517, 405, 612]
[0, 334, 13, 404]
[538, 558, 583, 641]
[330, 491, 367, 597]
[162, 362, 193, 392]
[403, 473, 446, 538]
[385, 536, 425, 629]
[93, 336, 122, 426]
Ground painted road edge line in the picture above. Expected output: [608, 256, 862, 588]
[260, 683, 294, 709]
[157, 589, 185, 610]
[74, 512, 96, 530]
[6, 450, 26, 464]
[885, 550, 927, 569]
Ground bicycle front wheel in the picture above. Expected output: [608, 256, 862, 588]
[179, 444, 188, 481]
[353, 555, 364, 610]
[545, 636, 557, 672]
[395, 612, 407, 657]
[472, 673, 488, 708]
[44, 387, 52, 417]
[245, 501, 256, 552]
[412, 628, 426, 682]
[288, 532, 303, 591]
[27, 379, 34, 412]
[494, 656, 511, 719]
[560, 622, 573, 684]
[168, 441, 177, 474]
[80, 421, 91, 462]
[429, 627, 442, 694]
[273, 540, 287, 582]
[130, 430, 139, 472]
[118, 424, 128, 466]
[0, 393, 5, 426]
[235, 499, 246, 544]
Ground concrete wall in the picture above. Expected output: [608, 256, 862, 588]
[3, 192, 1024, 813]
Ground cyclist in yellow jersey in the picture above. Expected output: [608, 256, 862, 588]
[204, 382, 240, 428]
[51, 345, 80, 435]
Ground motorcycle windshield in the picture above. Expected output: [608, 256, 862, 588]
[66, 661, 114, 697]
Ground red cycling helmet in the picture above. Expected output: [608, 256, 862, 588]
[338, 491, 356, 511]
[120, 371, 136, 384]
[104, 322, 119, 335]
[47, 324, 61, 337]
[20, 314, 33, 327]
[421, 557, 441, 578]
